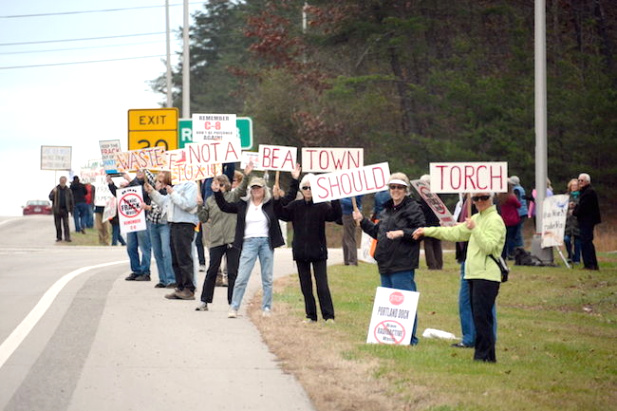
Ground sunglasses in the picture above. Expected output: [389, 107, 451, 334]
[301, 186, 311, 190]
[471, 195, 491, 202]
[389, 185, 407, 191]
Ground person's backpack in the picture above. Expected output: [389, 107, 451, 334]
[513, 247, 545, 266]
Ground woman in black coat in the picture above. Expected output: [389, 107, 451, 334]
[274, 173, 342, 322]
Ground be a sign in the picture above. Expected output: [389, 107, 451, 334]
[310, 162, 390, 203]
[258, 144, 297, 172]
[117, 186, 147, 234]
[301, 147, 364, 172]
[429, 162, 508, 193]
[367, 287, 419, 345]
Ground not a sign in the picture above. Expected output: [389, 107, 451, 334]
[429, 162, 508, 193]
[301, 147, 364, 172]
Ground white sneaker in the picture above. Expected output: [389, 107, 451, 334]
[325, 319, 336, 324]
[228, 309, 238, 318]
[302, 318, 317, 324]
[262, 308, 271, 318]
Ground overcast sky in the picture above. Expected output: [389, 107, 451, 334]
[0, 1, 203, 216]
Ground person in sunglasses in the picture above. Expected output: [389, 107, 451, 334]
[274, 174, 342, 323]
[353, 172, 425, 345]
[413, 192, 505, 362]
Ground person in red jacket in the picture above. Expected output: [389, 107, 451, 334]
[496, 183, 521, 259]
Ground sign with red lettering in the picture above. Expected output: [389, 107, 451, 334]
[258, 144, 297, 172]
[410, 179, 457, 227]
[192, 113, 237, 140]
[241, 151, 263, 170]
[164, 139, 237, 184]
[429, 162, 508, 193]
[117, 186, 147, 234]
[115, 147, 168, 172]
[309, 162, 390, 203]
[367, 287, 419, 345]
[301, 147, 364, 172]
[99, 139, 122, 174]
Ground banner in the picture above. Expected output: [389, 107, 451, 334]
[301, 147, 364, 172]
[541, 195, 569, 248]
[429, 162, 508, 193]
[258, 144, 297, 172]
[309, 162, 390, 203]
[367, 287, 419, 345]
[115, 147, 167, 172]
[116, 186, 147, 234]
[410, 179, 456, 227]
[99, 139, 122, 174]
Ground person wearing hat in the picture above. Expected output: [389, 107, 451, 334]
[214, 164, 301, 318]
[509, 175, 528, 254]
[353, 172, 425, 345]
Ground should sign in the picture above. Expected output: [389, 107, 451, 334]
[410, 179, 456, 227]
[301, 147, 364, 172]
[429, 162, 508, 193]
[258, 144, 297, 172]
[192, 113, 237, 141]
[367, 287, 419, 345]
[541, 195, 569, 248]
[309, 162, 390, 203]
[117, 186, 147, 234]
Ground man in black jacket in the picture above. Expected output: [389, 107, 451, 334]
[49, 176, 74, 242]
[573, 173, 601, 270]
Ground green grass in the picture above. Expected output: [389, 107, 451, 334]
[272, 254, 617, 411]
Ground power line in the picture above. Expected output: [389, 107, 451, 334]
[0, 32, 166, 47]
[0, 2, 203, 19]
[0, 55, 167, 70]
[0, 40, 167, 56]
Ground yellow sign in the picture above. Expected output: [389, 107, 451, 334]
[128, 108, 179, 150]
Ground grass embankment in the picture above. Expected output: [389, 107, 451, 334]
[250, 253, 617, 411]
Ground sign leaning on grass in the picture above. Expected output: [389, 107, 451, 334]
[367, 287, 419, 345]
[541, 195, 569, 248]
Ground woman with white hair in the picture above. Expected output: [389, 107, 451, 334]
[353, 172, 425, 345]
[413, 192, 506, 362]
[274, 173, 342, 323]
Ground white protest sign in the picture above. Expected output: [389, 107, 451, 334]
[367, 287, 419, 345]
[117, 186, 147, 234]
[99, 139, 122, 174]
[301, 147, 364, 172]
[41, 145, 72, 170]
[241, 151, 263, 170]
[359, 231, 377, 264]
[165, 138, 239, 184]
[115, 147, 168, 172]
[541, 195, 569, 248]
[258, 144, 297, 172]
[410, 179, 456, 227]
[429, 162, 508, 193]
[192, 113, 237, 140]
[78, 159, 112, 207]
[309, 162, 390, 203]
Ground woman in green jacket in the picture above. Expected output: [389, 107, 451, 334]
[413, 192, 505, 362]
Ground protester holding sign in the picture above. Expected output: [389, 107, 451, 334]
[123, 171, 152, 281]
[573, 173, 601, 270]
[413, 192, 505, 362]
[274, 173, 342, 323]
[353, 172, 425, 345]
[215, 165, 300, 318]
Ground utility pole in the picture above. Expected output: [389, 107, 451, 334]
[165, 0, 172, 108]
[182, 0, 190, 118]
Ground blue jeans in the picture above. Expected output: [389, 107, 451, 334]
[503, 225, 518, 258]
[126, 227, 152, 275]
[564, 234, 581, 263]
[231, 237, 273, 311]
[380, 270, 419, 345]
[149, 222, 175, 285]
[73, 202, 90, 232]
[459, 262, 497, 346]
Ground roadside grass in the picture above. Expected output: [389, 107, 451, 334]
[250, 253, 617, 411]
[55, 227, 102, 246]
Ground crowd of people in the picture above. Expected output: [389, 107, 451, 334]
[48, 167, 602, 363]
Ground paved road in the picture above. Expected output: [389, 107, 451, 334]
[0, 216, 344, 411]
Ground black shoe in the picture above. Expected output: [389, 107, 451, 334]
[125, 273, 140, 281]
[154, 283, 166, 288]
[451, 342, 473, 348]
[65, 239, 72, 242]
[135, 275, 151, 281]
[56, 239, 62, 242]
[166, 283, 177, 289]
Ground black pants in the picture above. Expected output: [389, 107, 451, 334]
[195, 223, 206, 266]
[170, 223, 196, 292]
[342, 215, 358, 265]
[54, 209, 71, 241]
[424, 237, 443, 269]
[296, 260, 335, 321]
[579, 222, 599, 269]
[200, 244, 239, 305]
[469, 279, 500, 362]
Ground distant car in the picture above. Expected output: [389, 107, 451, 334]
[23, 200, 52, 216]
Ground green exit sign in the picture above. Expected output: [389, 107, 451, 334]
[178, 117, 253, 149]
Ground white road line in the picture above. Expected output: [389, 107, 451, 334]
[0, 260, 128, 370]
[0, 219, 20, 227]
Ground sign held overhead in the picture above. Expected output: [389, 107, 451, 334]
[429, 162, 508, 193]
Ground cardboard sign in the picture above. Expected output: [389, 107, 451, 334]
[410, 179, 456, 227]
[309, 162, 390, 203]
[301, 147, 364, 172]
[541, 195, 569, 248]
[99, 139, 122, 174]
[258, 144, 297, 172]
[367, 287, 419, 345]
[117, 186, 147, 234]
[164, 139, 239, 184]
[240, 151, 263, 170]
[41, 145, 72, 170]
[192, 113, 237, 140]
[169, 164, 222, 185]
[429, 162, 508, 193]
[115, 147, 168, 172]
